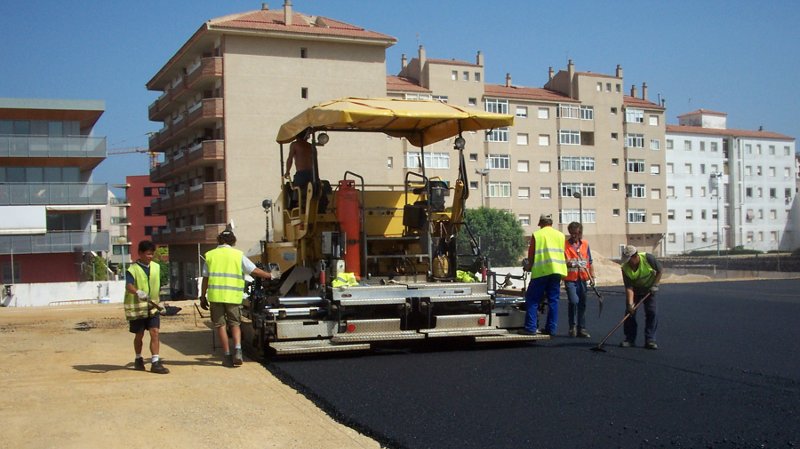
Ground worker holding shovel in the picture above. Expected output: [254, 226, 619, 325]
[619, 245, 663, 350]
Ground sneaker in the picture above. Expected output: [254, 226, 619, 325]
[134, 357, 146, 371]
[223, 354, 234, 367]
[568, 326, 577, 337]
[577, 329, 591, 338]
[645, 341, 659, 350]
[233, 348, 243, 366]
[540, 329, 555, 336]
[517, 328, 540, 336]
[150, 360, 169, 374]
[619, 340, 633, 348]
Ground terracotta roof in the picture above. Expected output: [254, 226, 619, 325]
[208, 9, 396, 43]
[666, 124, 794, 141]
[484, 84, 576, 103]
[426, 58, 480, 67]
[386, 76, 431, 93]
[623, 95, 664, 110]
[677, 108, 727, 118]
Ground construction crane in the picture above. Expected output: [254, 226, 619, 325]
[107, 147, 159, 168]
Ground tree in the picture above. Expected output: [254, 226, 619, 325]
[81, 255, 109, 281]
[456, 207, 527, 267]
[154, 246, 170, 286]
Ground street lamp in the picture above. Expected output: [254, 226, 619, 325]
[711, 172, 723, 256]
[572, 191, 583, 225]
[475, 169, 489, 208]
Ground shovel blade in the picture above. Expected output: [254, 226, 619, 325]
[590, 345, 607, 352]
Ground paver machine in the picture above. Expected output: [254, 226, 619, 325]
[243, 97, 548, 355]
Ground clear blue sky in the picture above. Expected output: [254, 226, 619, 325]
[2, 0, 798, 185]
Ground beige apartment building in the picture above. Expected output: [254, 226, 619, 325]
[147, 2, 666, 295]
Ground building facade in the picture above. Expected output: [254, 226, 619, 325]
[0, 98, 109, 283]
[109, 175, 167, 273]
[665, 109, 797, 254]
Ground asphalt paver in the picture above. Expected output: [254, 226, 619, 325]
[267, 279, 800, 449]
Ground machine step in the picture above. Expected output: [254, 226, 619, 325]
[332, 330, 426, 343]
[269, 340, 370, 355]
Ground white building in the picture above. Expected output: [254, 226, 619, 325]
[665, 109, 797, 254]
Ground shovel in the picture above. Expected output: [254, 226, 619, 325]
[590, 292, 651, 352]
[580, 265, 604, 317]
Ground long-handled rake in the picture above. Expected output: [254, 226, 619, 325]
[590, 292, 651, 352]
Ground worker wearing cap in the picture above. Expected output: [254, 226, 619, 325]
[200, 228, 279, 367]
[619, 245, 663, 349]
[519, 213, 567, 336]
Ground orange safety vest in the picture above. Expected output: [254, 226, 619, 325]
[564, 239, 591, 282]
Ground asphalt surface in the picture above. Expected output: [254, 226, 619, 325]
[265, 279, 800, 449]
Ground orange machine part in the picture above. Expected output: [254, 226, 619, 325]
[335, 180, 362, 277]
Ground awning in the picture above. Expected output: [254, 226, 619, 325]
[276, 97, 514, 147]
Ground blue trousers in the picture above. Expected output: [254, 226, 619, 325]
[623, 291, 658, 344]
[564, 280, 587, 329]
[524, 273, 562, 333]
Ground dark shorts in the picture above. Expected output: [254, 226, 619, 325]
[129, 315, 161, 334]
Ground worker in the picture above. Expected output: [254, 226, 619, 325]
[285, 127, 314, 191]
[124, 240, 168, 374]
[563, 221, 594, 338]
[199, 228, 278, 367]
[519, 213, 567, 336]
[619, 245, 663, 349]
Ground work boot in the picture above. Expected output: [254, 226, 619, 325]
[223, 354, 234, 367]
[134, 357, 146, 371]
[577, 328, 591, 338]
[645, 341, 659, 350]
[517, 328, 540, 336]
[568, 326, 577, 337]
[233, 348, 244, 366]
[150, 360, 169, 374]
[619, 340, 633, 348]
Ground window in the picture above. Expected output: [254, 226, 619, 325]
[667, 186, 675, 197]
[785, 146, 791, 156]
[700, 141, 706, 152]
[386, 157, 393, 168]
[405, 152, 450, 169]
[626, 184, 646, 198]
[559, 209, 596, 224]
[685, 163, 693, 174]
[558, 104, 580, 119]
[580, 106, 594, 120]
[515, 106, 528, 118]
[651, 188, 661, 199]
[770, 188, 777, 199]
[488, 154, 510, 170]
[769, 167, 776, 177]
[539, 187, 551, 199]
[486, 128, 509, 142]
[613, 209, 621, 217]
[432, 95, 448, 103]
[463, 71, 469, 81]
[700, 186, 706, 197]
[668, 233, 676, 243]
[651, 213, 661, 224]
[685, 186, 694, 197]
[469, 153, 478, 161]
[474, 72, 481, 82]
[745, 166, 752, 176]
[485, 98, 508, 114]
[667, 210, 675, 220]
[756, 166, 762, 176]
[685, 209, 694, 220]
[559, 156, 595, 171]
[468, 98, 477, 106]
[625, 108, 644, 123]
[624, 133, 644, 148]
[626, 159, 645, 173]
[611, 107, 618, 115]
[300, 47, 307, 58]
[516, 133, 529, 145]
[611, 158, 619, 166]
[560, 182, 595, 197]
[558, 130, 580, 145]
[769, 145, 775, 155]
[518, 214, 531, 226]
[746, 187, 752, 198]
[537, 107, 549, 119]
[538, 134, 550, 146]
[684, 140, 692, 151]
[1, 261, 21, 283]
[611, 133, 618, 140]
[144, 226, 153, 236]
[487, 181, 511, 197]
[627, 209, 646, 223]
[650, 139, 660, 150]
[596, 82, 602, 91]
[612, 183, 620, 191]
[711, 142, 718, 152]
[469, 181, 479, 190]
[771, 231, 778, 242]
[650, 164, 660, 175]
[144, 187, 153, 196]
[517, 187, 530, 199]
[666, 139, 673, 150]
[539, 161, 551, 172]
[451, 71, 458, 80]
[699, 164, 706, 174]
[648, 115, 659, 126]
[770, 209, 777, 219]
[517, 160, 529, 172]
[687, 233, 694, 243]
[144, 207, 152, 216]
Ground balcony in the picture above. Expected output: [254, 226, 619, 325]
[0, 135, 107, 170]
[0, 230, 110, 255]
[148, 98, 224, 152]
[150, 139, 224, 182]
[0, 183, 108, 206]
[152, 223, 226, 245]
[148, 57, 224, 122]
[151, 181, 225, 215]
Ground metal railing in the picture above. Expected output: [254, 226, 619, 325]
[0, 135, 106, 158]
[0, 230, 110, 255]
[0, 182, 108, 205]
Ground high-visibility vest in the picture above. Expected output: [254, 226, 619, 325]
[124, 262, 161, 320]
[205, 246, 245, 304]
[331, 272, 359, 288]
[622, 252, 657, 290]
[564, 239, 592, 282]
[530, 226, 567, 279]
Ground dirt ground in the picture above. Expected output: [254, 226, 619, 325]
[0, 303, 380, 449]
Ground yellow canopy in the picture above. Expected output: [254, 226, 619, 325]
[276, 97, 514, 147]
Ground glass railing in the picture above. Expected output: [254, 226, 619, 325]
[109, 197, 129, 205]
[0, 135, 106, 158]
[0, 230, 110, 255]
[0, 182, 108, 205]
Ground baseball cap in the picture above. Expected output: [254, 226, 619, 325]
[620, 245, 638, 264]
[539, 213, 552, 221]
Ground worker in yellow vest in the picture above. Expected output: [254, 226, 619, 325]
[619, 245, 663, 349]
[124, 240, 168, 374]
[519, 214, 567, 336]
[199, 229, 278, 367]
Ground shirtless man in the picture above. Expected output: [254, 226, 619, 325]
[285, 128, 314, 189]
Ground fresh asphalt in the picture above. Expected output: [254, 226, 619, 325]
[264, 279, 800, 449]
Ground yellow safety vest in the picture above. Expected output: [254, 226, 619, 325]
[530, 226, 568, 279]
[332, 272, 359, 288]
[205, 246, 245, 304]
[124, 262, 161, 320]
[622, 252, 657, 290]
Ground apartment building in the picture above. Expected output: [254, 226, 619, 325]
[390, 49, 667, 257]
[109, 175, 167, 272]
[146, 2, 396, 295]
[0, 98, 109, 283]
[665, 109, 797, 254]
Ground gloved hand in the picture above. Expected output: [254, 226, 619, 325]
[136, 290, 148, 300]
[577, 260, 587, 268]
[589, 277, 596, 287]
[200, 296, 209, 310]
[650, 285, 660, 294]
[270, 268, 282, 280]
[626, 303, 636, 315]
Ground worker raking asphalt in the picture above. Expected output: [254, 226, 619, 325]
[265, 279, 800, 449]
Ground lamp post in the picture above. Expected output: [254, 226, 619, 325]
[572, 191, 583, 225]
[711, 172, 723, 256]
[475, 169, 489, 208]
